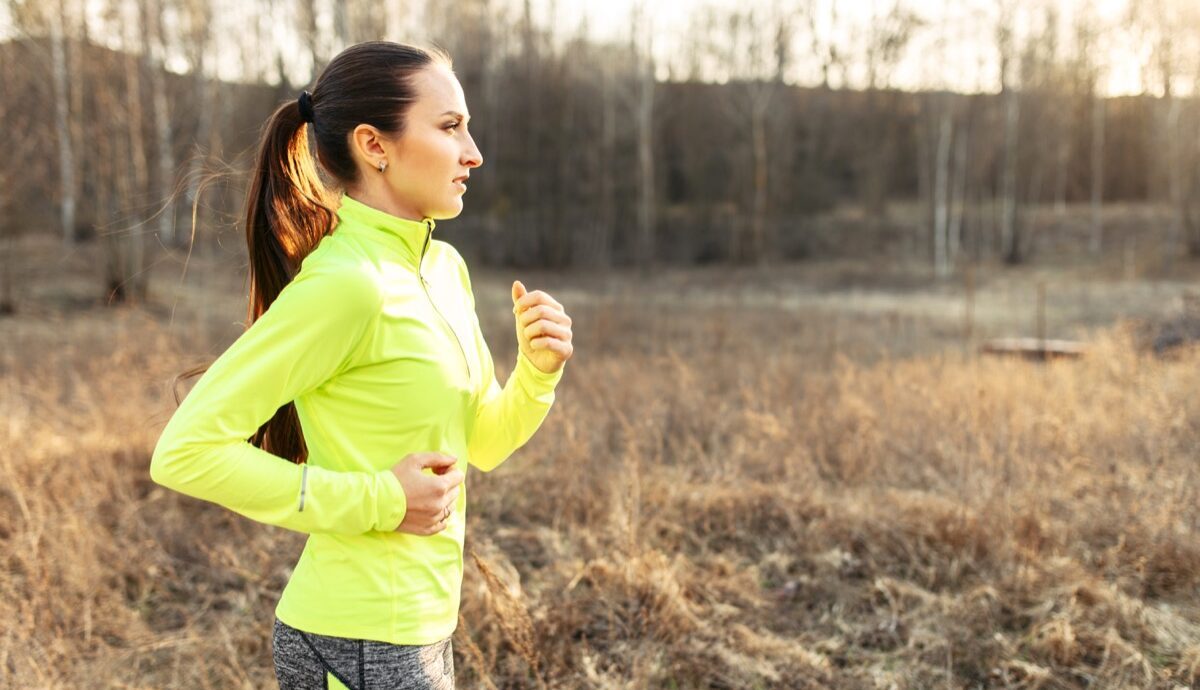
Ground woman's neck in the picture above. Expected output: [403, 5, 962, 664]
[344, 183, 423, 222]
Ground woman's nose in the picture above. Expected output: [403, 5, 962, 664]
[463, 136, 483, 168]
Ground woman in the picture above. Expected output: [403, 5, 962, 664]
[149, 41, 573, 690]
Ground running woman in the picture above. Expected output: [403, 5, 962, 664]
[150, 40, 573, 690]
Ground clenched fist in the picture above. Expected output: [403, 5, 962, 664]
[511, 280, 573, 375]
[389, 452, 463, 536]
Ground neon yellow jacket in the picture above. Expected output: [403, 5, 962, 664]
[149, 194, 564, 646]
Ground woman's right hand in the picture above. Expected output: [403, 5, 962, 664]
[390, 452, 463, 535]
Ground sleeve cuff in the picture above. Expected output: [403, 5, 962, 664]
[515, 350, 564, 400]
[376, 469, 407, 532]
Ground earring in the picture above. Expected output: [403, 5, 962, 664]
[378, 160, 388, 173]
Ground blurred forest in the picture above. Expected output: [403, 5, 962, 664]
[0, 0, 1198, 307]
[7, 3, 1200, 687]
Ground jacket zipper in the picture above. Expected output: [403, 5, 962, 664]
[418, 220, 473, 384]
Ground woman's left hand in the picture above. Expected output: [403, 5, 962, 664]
[512, 280, 573, 374]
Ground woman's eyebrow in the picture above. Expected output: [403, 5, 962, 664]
[440, 110, 470, 122]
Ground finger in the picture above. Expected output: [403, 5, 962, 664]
[440, 469, 465, 490]
[530, 337, 572, 357]
[515, 289, 563, 313]
[420, 453, 457, 469]
[516, 306, 566, 328]
[438, 473, 462, 494]
[524, 319, 571, 342]
[517, 304, 570, 327]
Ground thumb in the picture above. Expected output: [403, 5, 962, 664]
[512, 280, 526, 309]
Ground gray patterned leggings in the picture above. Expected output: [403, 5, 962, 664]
[272, 617, 455, 690]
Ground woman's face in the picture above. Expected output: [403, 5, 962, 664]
[352, 64, 483, 221]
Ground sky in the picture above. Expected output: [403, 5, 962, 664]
[550, 0, 1154, 95]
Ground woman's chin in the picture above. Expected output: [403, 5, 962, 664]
[429, 199, 465, 221]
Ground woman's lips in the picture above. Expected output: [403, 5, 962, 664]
[453, 181, 467, 192]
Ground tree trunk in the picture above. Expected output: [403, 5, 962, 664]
[121, 15, 149, 304]
[915, 109, 931, 262]
[1166, 97, 1185, 258]
[934, 106, 952, 277]
[750, 94, 770, 266]
[634, 35, 656, 270]
[1053, 122, 1069, 215]
[145, 0, 175, 245]
[50, 0, 76, 245]
[597, 59, 616, 268]
[1089, 93, 1105, 254]
[1001, 87, 1022, 264]
[950, 117, 969, 266]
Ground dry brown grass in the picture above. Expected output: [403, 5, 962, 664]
[2, 235, 1200, 688]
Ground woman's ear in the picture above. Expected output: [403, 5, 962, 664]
[351, 124, 389, 166]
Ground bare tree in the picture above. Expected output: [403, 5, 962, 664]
[296, 0, 324, 75]
[856, 0, 921, 218]
[800, 0, 844, 185]
[106, 0, 150, 304]
[480, 1, 516, 263]
[1136, 0, 1200, 256]
[181, 0, 222, 252]
[996, 0, 1023, 264]
[49, 0, 77, 244]
[1073, 0, 1107, 254]
[1014, 3, 1064, 257]
[631, 0, 656, 270]
[0, 1, 49, 312]
[594, 46, 618, 268]
[690, 0, 794, 264]
[143, 0, 176, 246]
[949, 107, 970, 263]
[916, 2, 960, 277]
[933, 95, 956, 276]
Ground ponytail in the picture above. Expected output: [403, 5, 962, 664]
[243, 100, 336, 326]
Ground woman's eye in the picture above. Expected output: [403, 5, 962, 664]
[444, 122, 459, 130]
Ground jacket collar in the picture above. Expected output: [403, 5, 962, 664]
[334, 194, 436, 268]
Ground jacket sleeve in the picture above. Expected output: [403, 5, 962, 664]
[149, 263, 408, 535]
[452, 249, 564, 473]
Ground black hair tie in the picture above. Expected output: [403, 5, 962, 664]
[297, 90, 315, 124]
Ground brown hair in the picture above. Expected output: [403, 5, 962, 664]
[174, 41, 453, 464]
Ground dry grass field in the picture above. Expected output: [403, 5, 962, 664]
[3, 214, 1200, 688]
